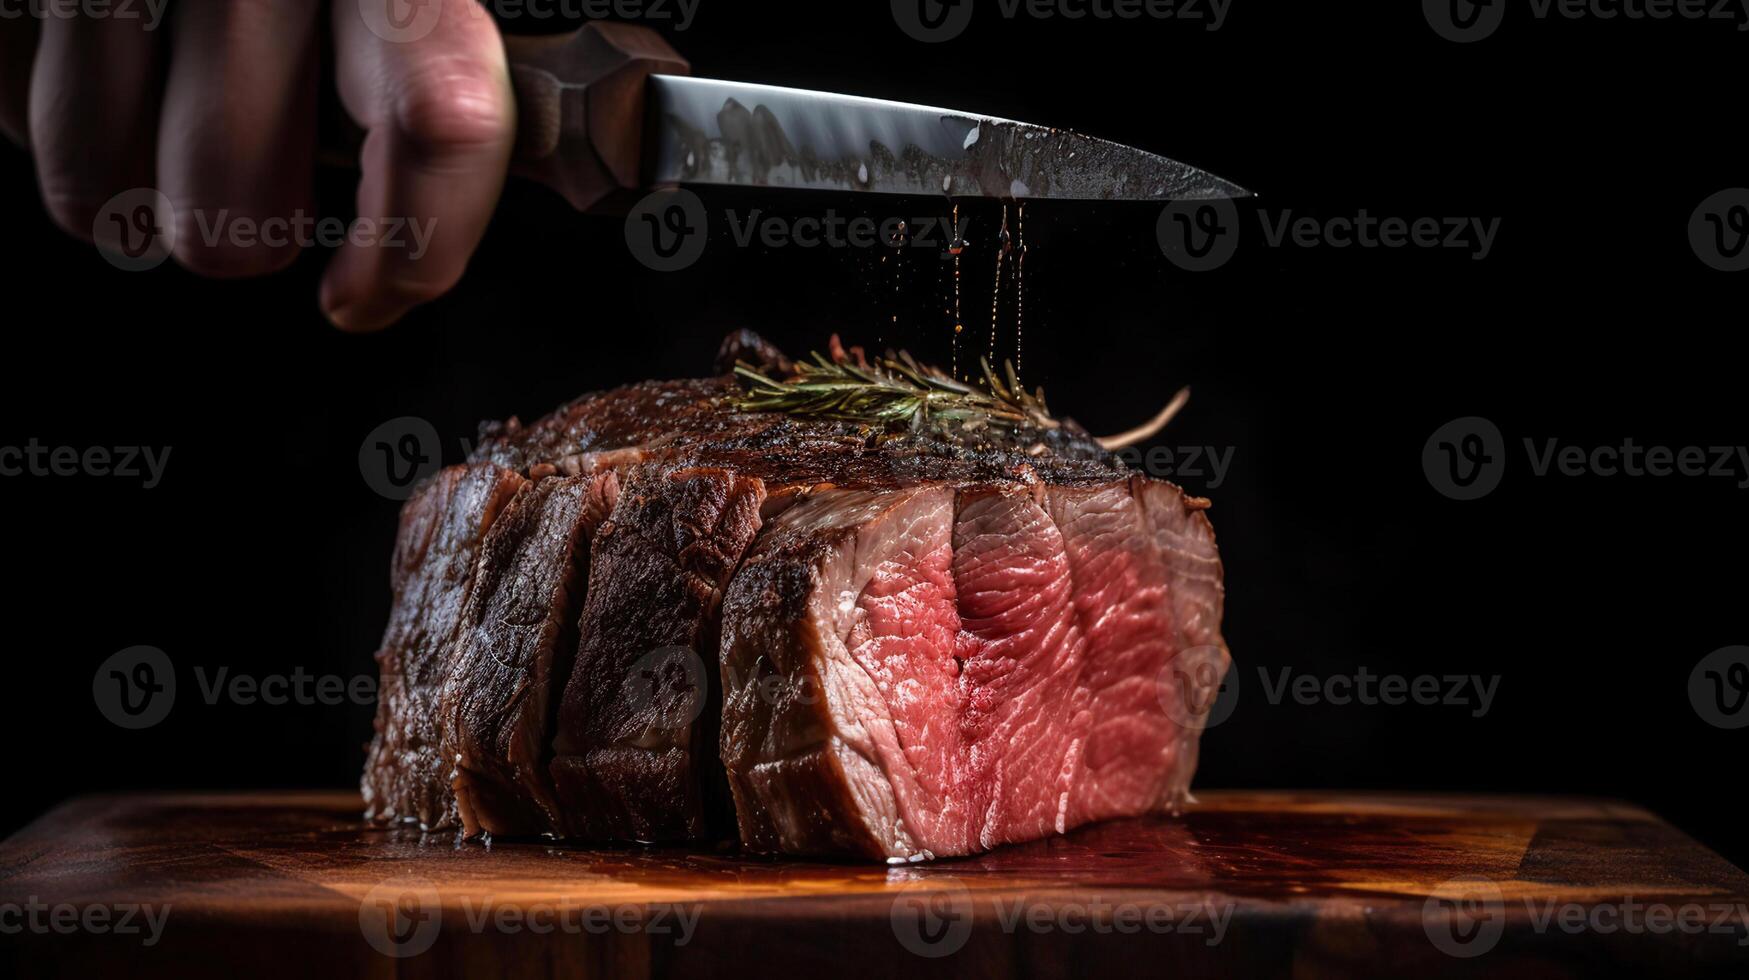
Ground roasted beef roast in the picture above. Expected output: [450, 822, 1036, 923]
[362, 334, 1230, 861]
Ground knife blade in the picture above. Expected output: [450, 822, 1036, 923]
[368, 23, 1248, 213]
[644, 75, 1248, 202]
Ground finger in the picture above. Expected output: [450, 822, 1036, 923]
[158, 0, 322, 277]
[28, 7, 163, 241]
[0, 15, 38, 146]
[322, 0, 514, 332]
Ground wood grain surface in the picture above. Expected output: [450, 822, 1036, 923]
[2, 790, 1745, 978]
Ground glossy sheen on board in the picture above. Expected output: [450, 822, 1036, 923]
[2, 791, 1745, 979]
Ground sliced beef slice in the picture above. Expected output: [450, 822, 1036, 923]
[362, 462, 526, 829]
[439, 471, 616, 838]
[1041, 478, 1225, 823]
[718, 477, 1228, 861]
[718, 485, 959, 858]
[549, 465, 768, 841]
[1124, 478, 1230, 804]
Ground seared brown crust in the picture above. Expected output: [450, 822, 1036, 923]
[362, 463, 526, 829]
[441, 477, 597, 838]
[548, 466, 768, 841]
[717, 528, 889, 860]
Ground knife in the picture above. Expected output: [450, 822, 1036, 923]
[430, 22, 1247, 213]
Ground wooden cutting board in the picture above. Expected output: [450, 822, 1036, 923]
[1, 791, 1744, 978]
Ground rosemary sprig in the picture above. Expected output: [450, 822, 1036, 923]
[732, 351, 1058, 433]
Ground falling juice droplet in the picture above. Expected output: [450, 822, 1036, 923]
[894, 221, 907, 332]
[990, 204, 1008, 369]
[951, 202, 963, 380]
[1015, 203, 1026, 381]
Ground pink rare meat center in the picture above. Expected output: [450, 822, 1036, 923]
[838, 484, 1187, 859]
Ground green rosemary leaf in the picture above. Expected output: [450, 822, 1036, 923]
[732, 348, 1058, 434]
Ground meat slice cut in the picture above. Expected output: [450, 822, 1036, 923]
[719, 486, 956, 858]
[549, 466, 768, 841]
[440, 474, 605, 838]
[363, 463, 526, 829]
[719, 477, 1228, 861]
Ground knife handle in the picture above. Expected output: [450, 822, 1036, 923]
[321, 22, 690, 214]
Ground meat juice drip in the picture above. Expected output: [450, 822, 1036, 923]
[874, 249, 886, 350]
[950, 201, 964, 380]
[889, 220, 908, 345]
[989, 204, 1009, 367]
[1014, 203, 1027, 378]
[938, 200, 1030, 386]
[868, 216, 910, 351]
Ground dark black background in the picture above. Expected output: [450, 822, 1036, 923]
[1, 0, 1743, 872]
